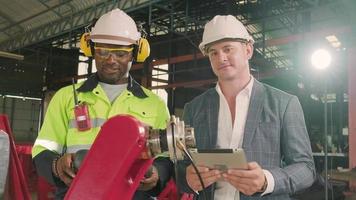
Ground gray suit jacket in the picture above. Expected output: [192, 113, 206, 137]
[177, 79, 316, 200]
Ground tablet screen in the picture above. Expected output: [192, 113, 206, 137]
[189, 148, 248, 171]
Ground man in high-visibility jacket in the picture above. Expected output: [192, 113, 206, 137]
[32, 8, 172, 199]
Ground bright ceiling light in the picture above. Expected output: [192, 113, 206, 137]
[325, 35, 338, 43]
[325, 35, 342, 49]
[331, 41, 341, 48]
[311, 49, 331, 70]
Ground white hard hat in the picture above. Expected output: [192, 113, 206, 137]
[89, 8, 141, 45]
[199, 15, 254, 54]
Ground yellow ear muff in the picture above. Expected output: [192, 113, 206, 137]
[80, 33, 93, 57]
[136, 38, 150, 62]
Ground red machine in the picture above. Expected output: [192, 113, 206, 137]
[64, 114, 195, 200]
[0, 115, 31, 200]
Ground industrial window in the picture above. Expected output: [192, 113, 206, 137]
[77, 55, 96, 82]
[151, 64, 168, 105]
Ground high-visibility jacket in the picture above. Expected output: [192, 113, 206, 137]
[32, 74, 170, 157]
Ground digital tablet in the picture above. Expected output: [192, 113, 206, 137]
[188, 148, 248, 171]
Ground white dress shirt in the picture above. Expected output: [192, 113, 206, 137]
[214, 77, 274, 199]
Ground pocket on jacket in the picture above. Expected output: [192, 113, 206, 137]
[254, 122, 280, 152]
[128, 104, 158, 126]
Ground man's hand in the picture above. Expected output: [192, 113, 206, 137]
[223, 162, 266, 196]
[55, 153, 76, 186]
[138, 166, 159, 191]
[186, 164, 221, 191]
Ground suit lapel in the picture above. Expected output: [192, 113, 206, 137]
[205, 89, 219, 197]
[207, 89, 219, 148]
[242, 79, 266, 148]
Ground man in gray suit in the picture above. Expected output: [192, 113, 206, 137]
[177, 15, 315, 199]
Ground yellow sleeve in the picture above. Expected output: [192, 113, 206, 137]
[32, 87, 71, 157]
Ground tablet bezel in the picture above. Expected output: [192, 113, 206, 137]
[188, 148, 248, 171]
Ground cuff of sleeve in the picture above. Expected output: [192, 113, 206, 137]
[261, 169, 274, 196]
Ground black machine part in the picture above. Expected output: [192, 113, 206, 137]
[73, 149, 89, 173]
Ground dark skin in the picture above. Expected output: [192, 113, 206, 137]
[94, 43, 132, 84]
[54, 43, 159, 190]
[55, 153, 160, 189]
[55, 154, 75, 186]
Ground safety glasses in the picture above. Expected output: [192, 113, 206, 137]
[94, 46, 134, 59]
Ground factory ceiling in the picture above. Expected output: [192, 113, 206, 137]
[0, 0, 355, 97]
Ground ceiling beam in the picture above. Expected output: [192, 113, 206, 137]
[256, 26, 352, 47]
[0, 0, 73, 33]
[0, 10, 24, 37]
[0, 0, 165, 51]
[38, 0, 64, 18]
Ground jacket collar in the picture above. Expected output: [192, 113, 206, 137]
[77, 73, 148, 99]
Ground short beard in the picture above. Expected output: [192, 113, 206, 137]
[97, 62, 132, 84]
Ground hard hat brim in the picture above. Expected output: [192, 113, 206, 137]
[91, 39, 134, 46]
[199, 37, 254, 55]
[89, 34, 138, 46]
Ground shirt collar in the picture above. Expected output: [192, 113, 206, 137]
[215, 76, 254, 98]
[77, 73, 148, 99]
